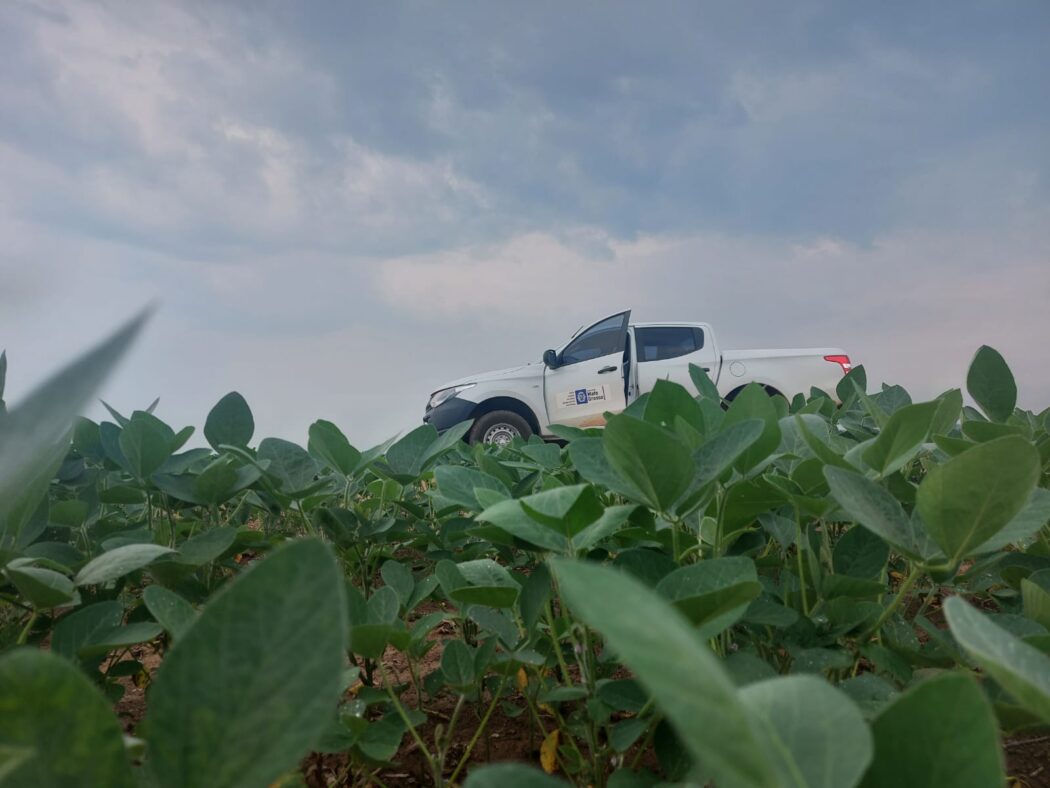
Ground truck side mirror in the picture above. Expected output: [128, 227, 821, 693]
[543, 349, 559, 368]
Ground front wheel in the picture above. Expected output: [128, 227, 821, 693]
[469, 411, 533, 447]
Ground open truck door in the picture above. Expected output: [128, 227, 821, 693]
[542, 310, 631, 428]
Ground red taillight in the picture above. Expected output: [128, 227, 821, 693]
[824, 354, 852, 375]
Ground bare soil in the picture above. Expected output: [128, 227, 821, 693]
[1005, 735, 1050, 787]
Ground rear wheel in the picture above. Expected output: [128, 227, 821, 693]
[469, 411, 532, 447]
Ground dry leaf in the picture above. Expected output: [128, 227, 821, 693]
[540, 728, 560, 774]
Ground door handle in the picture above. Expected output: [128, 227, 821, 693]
[598, 365, 618, 374]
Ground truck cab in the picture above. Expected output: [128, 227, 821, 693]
[424, 309, 850, 445]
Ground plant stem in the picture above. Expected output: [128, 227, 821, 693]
[860, 564, 923, 642]
[448, 674, 508, 784]
[795, 519, 810, 617]
[545, 602, 574, 688]
[16, 610, 38, 645]
[378, 663, 440, 784]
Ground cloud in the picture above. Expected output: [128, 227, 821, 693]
[1, 1, 492, 259]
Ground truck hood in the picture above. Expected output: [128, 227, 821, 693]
[432, 362, 545, 393]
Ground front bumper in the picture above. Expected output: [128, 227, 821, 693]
[423, 396, 476, 432]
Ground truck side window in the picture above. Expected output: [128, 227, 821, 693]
[636, 326, 703, 362]
[560, 315, 626, 365]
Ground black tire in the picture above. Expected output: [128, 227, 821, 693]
[469, 410, 533, 446]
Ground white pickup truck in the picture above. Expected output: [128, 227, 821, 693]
[424, 310, 851, 445]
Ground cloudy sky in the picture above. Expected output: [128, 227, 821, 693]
[1, 1, 1048, 448]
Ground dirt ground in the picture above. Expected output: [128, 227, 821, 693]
[1005, 735, 1050, 787]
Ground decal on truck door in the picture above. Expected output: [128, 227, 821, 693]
[558, 386, 608, 409]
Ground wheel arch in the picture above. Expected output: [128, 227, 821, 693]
[469, 396, 543, 436]
[723, 383, 787, 402]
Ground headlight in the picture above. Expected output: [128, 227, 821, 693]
[428, 383, 476, 410]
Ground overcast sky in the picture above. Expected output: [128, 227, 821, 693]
[2, 1, 1048, 449]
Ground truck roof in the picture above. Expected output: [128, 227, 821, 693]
[629, 321, 708, 328]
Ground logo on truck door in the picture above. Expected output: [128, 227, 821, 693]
[559, 386, 608, 409]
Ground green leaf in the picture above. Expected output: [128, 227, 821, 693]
[200, 459, 261, 504]
[944, 596, 1050, 723]
[0, 649, 134, 787]
[307, 420, 360, 476]
[119, 413, 175, 480]
[722, 385, 781, 473]
[520, 441, 562, 469]
[420, 420, 473, 468]
[435, 465, 510, 511]
[464, 763, 568, 787]
[354, 713, 409, 762]
[77, 622, 163, 658]
[567, 438, 646, 501]
[929, 389, 963, 436]
[384, 425, 438, 478]
[519, 563, 551, 632]
[836, 365, 867, 406]
[689, 363, 721, 402]
[858, 672, 1003, 788]
[551, 558, 776, 788]
[449, 559, 520, 608]
[257, 438, 321, 496]
[645, 379, 704, 434]
[917, 435, 1040, 564]
[739, 675, 872, 788]
[794, 415, 856, 470]
[5, 565, 77, 608]
[468, 607, 520, 647]
[204, 392, 254, 450]
[967, 345, 1016, 423]
[366, 585, 401, 625]
[380, 560, 415, 609]
[476, 498, 568, 552]
[962, 420, 1023, 443]
[145, 539, 347, 788]
[51, 601, 124, 660]
[973, 487, 1050, 554]
[519, 484, 603, 538]
[174, 526, 237, 566]
[441, 639, 476, 689]
[1021, 578, 1050, 630]
[694, 419, 764, 486]
[75, 544, 175, 586]
[574, 504, 636, 551]
[861, 401, 939, 477]
[143, 586, 196, 639]
[655, 557, 762, 634]
[824, 467, 938, 563]
[101, 400, 130, 427]
[852, 382, 890, 429]
[153, 460, 261, 507]
[603, 416, 694, 512]
[0, 311, 147, 549]
[609, 717, 649, 753]
[832, 526, 889, 581]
